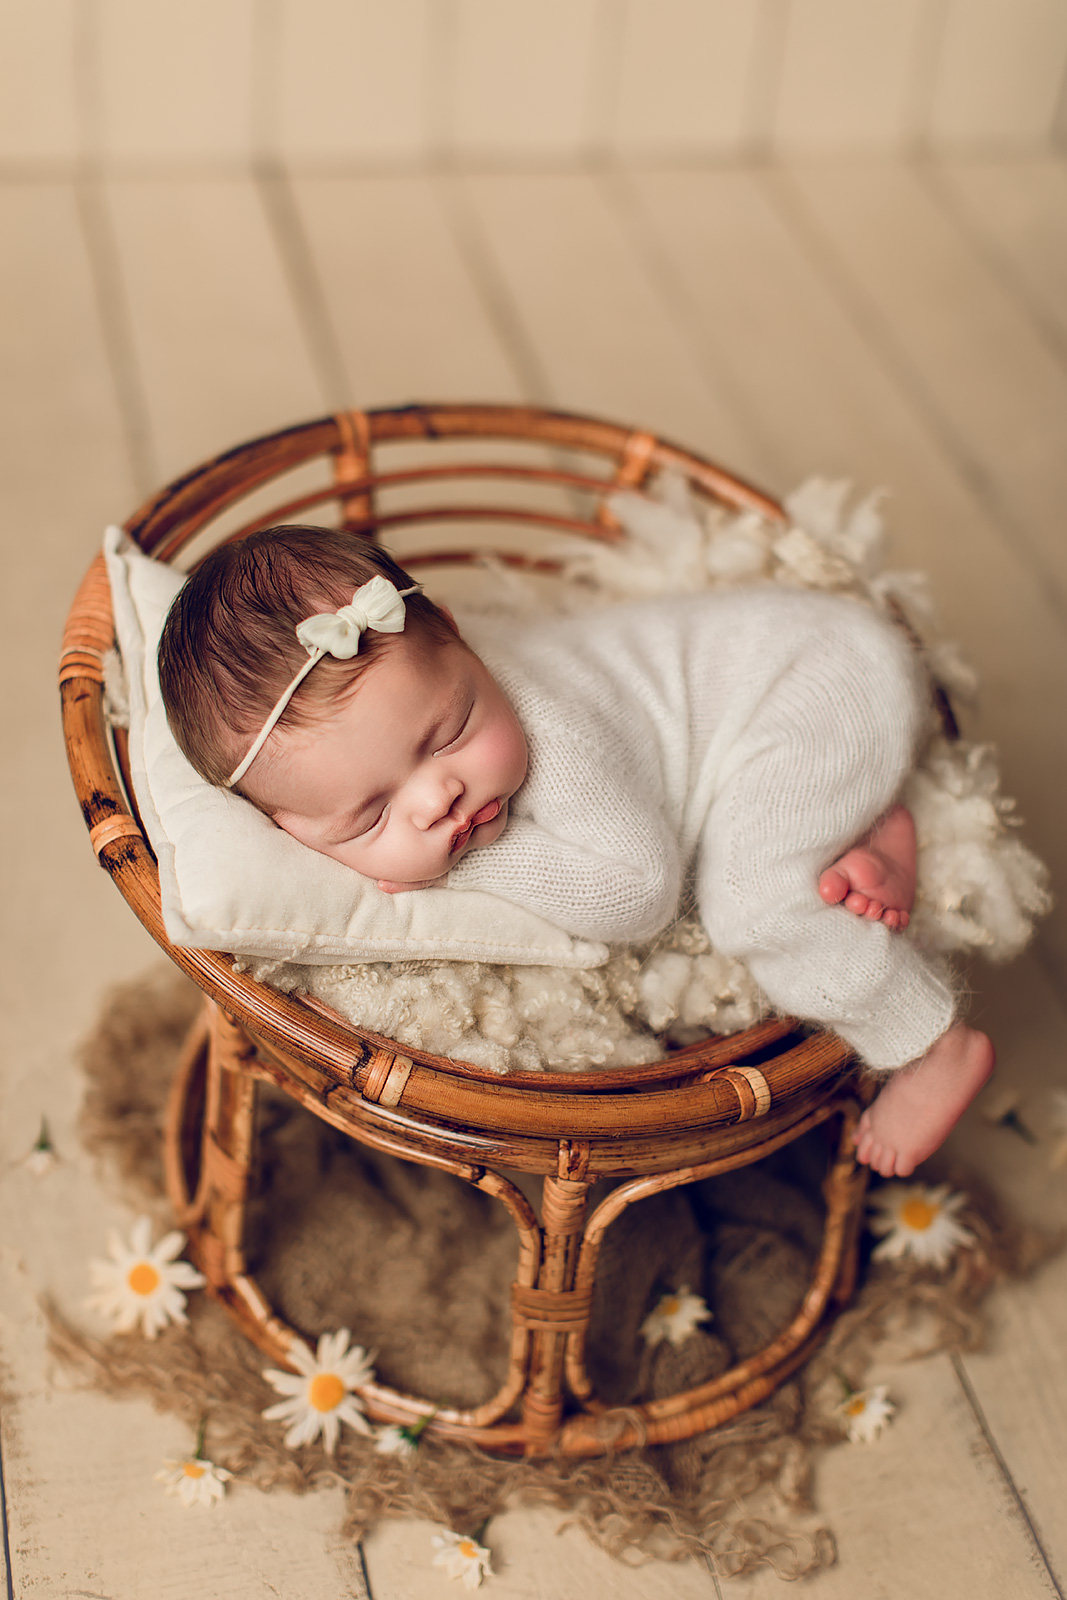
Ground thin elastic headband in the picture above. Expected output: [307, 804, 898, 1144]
[224, 575, 421, 789]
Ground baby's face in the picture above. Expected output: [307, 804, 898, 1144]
[244, 633, 527, 889]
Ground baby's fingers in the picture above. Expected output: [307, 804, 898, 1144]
[376, 877, 443, 893]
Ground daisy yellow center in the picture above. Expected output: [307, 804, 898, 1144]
[900, 1198, 938, 1232]
[662, 1297, 680, 1315]
[182, 1461, 205, 1479]
[458, 1540, 480, 1559]
[309, 1372, 346, 1412]
[127, 1261, 161, 1296]
[846, 1398, 867, 1416]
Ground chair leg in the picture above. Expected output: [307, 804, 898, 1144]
[556, 1100, 871, 1454]
[163, 1001, 210, 1228]
[825, 1103, 870, 1311]
[174, 1001, 257, 1290]
[522, 1173, 591, 1454]
[170, 1004, 311, 1360]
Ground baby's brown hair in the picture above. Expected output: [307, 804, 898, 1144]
[158, 525, 456, 791]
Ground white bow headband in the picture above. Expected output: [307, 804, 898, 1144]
[224, 574, 421, 788]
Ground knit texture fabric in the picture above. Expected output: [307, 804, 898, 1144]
[450, 586, 956, 1070]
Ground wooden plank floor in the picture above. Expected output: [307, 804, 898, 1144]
[2, 154, 1065, 1598]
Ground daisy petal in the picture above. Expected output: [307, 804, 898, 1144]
[130, 1216, 153, 1255]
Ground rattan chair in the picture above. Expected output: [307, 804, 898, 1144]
[60, 403, 874, 1458]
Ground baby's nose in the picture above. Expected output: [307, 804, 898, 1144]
[412, 774, 464, 829]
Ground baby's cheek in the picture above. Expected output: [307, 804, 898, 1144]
[483, 718, 527, 789]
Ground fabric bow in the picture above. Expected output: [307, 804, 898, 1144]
[223, 575, 420, 787]
[296, 575, 416, 659]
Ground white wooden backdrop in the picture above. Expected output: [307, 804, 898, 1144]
[2, 0, 1067, 169]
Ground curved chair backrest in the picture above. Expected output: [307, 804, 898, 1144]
[59, 403, 854, 1130]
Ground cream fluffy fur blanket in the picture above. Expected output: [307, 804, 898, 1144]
[237, 476, 1050, 1072]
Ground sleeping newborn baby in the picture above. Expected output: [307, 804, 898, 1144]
[158, 524, 994, 1177]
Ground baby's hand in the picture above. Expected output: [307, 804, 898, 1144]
[376, 875, 447, 894]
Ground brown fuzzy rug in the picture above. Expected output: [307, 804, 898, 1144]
[54, 966, 1055, 1581]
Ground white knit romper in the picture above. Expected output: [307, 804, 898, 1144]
[449, 586, 954, 1070]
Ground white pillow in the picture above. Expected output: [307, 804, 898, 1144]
[104, 528, 607, 968]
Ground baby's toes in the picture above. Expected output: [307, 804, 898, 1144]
[871, 1144, 897, 1179]
[863, 898, 885, 921]
[819, 867, 849, 905]
[844, 890, 870, 916]
[898, 909, 909, 930]
[856, 1136, 876, 1170]
[882, 908, 901, 930]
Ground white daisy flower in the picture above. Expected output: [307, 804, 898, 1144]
[24, 1147, 57, 1176]
[375, 1407, 436, 1458]
[86, 1215, 206, 1338]
[155, 1456, 233, 1507]
[432, 1529, 492, 1589]
[868, 1183, 975, 1269]
[639, 1285, 712, 1347]
[262, 1329, 375, 1454]
[839, 1384, 896, 1444]
[375, 1424, 416, 1459]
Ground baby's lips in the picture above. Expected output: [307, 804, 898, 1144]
[448, 799, 501, 856]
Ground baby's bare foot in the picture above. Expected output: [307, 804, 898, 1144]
[819, 804, 917, 930]
[854, 1023, 995, 1178]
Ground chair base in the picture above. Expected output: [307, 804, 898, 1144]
[164, 998, 871, 1458]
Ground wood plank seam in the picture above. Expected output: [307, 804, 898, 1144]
[355, 1540, 374, 1600]
[0, 1412, 14, 1600]
[436, 173, 551, 402]
[952, 1352, 1067, 1600]
[906, 0, 952, 152]
[248, 0, 279, 164]
[74, 178, 158, 496]
[72, 0, 101, 171]
[424, 0, 458, 158]
[584, 0, 627, 158]
[596, 166, 781, 470]
[253, 161, 350, 409]
[747, 0, 792, 157]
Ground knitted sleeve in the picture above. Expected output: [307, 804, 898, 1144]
[450, 811, 680, 942]
[447, 623, 682, 941]
[695, 603, 955, 1070]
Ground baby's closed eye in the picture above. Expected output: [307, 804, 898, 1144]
[433, 703, 474, 756]
[349, 804, 388, 839]
[325, 803, 388, 846]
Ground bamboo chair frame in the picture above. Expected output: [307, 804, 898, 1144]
[61, 403, 873, 1458]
